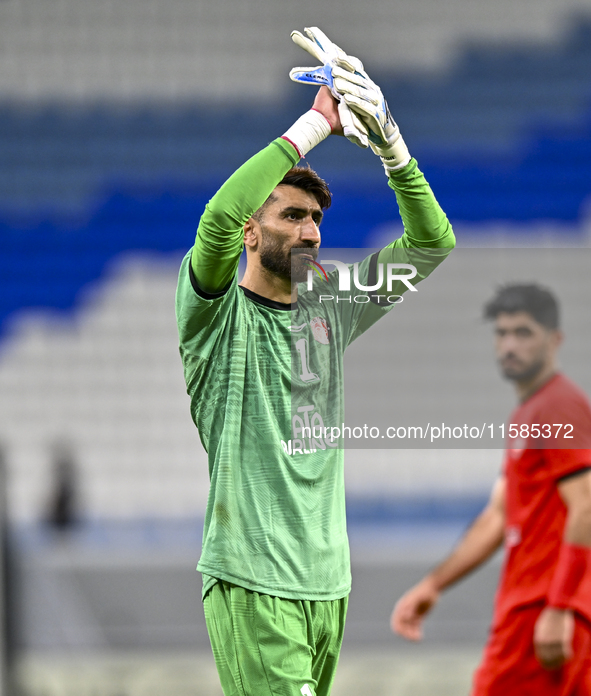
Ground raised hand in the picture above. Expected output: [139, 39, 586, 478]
[290, 27, 369, 149]
[290, 27, 411, 171]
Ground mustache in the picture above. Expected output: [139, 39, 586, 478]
[500, 352, 520, 362]
[290, 245, 319, 260]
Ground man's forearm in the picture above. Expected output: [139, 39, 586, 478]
[373, 159, 454, 295]
[563, 497, 591, 547]
[191, 138, 300, 294]
[546, 473, 591, 618]
[386, 159, 455, 250]
[427, 505, 504, 592]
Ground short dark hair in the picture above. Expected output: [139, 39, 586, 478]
[483, 283, 560, 329]
[253, 166, 332, 221]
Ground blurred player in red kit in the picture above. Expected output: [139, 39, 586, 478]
[392, 284, 591, 695]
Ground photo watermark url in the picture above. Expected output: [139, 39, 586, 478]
[284, 422, 575, 446]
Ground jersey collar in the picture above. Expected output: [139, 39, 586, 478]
[239, 285, 295, 311]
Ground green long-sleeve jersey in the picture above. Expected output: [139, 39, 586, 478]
[176, 137, 455, 601]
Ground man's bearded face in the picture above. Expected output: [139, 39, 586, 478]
[259, 227, 318, 283]
[495, 312, 555, 383]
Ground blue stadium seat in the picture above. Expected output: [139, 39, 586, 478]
[2, 15, 591, 335]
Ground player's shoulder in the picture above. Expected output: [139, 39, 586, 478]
[530, 372, 591, 424]
[547, 373, 590, 406]
[175, 250, 243, 347]
[177, 250, 239, 305]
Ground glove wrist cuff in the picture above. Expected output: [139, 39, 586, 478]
[372, 133, 412, 173]
[282, 109, 332, 157]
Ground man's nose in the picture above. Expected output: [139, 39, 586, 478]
[301, 217, 320, 242]
[500, 334, 520, 354]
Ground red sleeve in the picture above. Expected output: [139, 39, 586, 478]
[540, 391, 591, 480]
[501, 450, 511, 477]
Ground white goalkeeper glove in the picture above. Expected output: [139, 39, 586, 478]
[333, 68, 411, 171]
[289, 27, 369, 149]
[290, 27, 411, 172]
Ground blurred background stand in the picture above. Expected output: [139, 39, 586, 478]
[0, 1, 590, 694]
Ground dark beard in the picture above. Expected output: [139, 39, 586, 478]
[259, 228, 316, 283]
[500, 356, 545, 383]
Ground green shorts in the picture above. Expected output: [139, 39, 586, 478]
[203, 580, 348, 696]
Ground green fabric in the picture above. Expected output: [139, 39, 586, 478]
[176, 138, 455, 602]
[384, 158, 455, 249]
[204, 580, 347, 696]
[191, 138, 299, 294]
[368, 159, 455, 297]
[176, 250, 390, 602]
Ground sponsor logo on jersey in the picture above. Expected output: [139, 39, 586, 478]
[310, 316, 330, 344]
[281, 404, 339, 454]
[506, 525, 522, 547]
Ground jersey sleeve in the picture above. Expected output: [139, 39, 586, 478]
[177, 138, 300, 389]
[191, 137, 300, 295]
[175, 251, 240, 396]
[332, 159, 455, 347]
[542, 390, 591, 480]
[380, 158, 455, 250]
[501, 450, 511, 477]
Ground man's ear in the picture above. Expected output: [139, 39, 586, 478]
[552, 329, 564, 350]
[244, 217, 259, 250]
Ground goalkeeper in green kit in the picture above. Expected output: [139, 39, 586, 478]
[176, 28, 455, 696]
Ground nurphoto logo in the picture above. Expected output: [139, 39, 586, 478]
[303, 259, 419, 304]
[304, 259, 329, 281]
